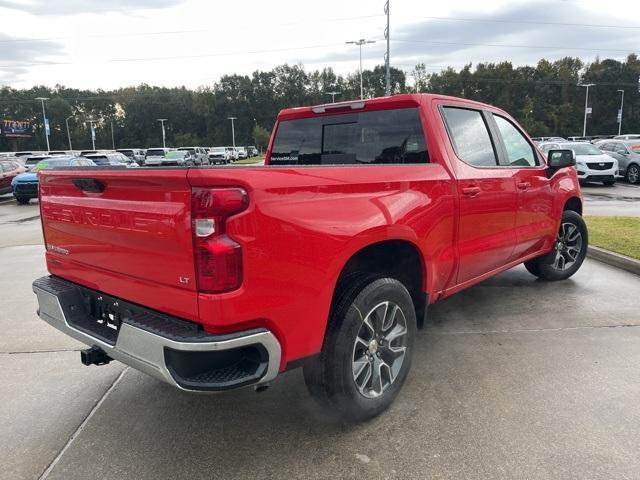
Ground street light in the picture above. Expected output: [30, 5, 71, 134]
[346, 39, 376, 100]
[35, 97, 50, 151]
[156, 118, 168, 148]
[325, 91, 341, 103]
[579, 83, 595, 137]
[617, 89, 625, 136]
[86, 118, 97, 150]
[227, 117, 237, 148]
[65, 115, 73, 151]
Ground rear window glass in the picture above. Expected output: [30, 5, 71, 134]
[270, 108, 428, 165]
[146, 149, 165, 157]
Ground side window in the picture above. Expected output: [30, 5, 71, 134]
[493, 115, 539, 167]
[441, 107, 498, 167]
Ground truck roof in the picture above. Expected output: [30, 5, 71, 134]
[276, 93, 499, 121]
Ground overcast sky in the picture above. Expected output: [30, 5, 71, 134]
[0, 0, 638, 89]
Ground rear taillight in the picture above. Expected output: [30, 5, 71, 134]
[191, 187, 249, 293]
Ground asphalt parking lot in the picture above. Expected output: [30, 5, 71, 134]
[1, 192, 639, 480]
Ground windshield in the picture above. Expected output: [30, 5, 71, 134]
[165, 151, 187, 159]
[33, 158, 75, 170]
[562, 143, 601, 155]
[178, 148, 195, 153]
[146, 149, 165, 157]
[629, 144, 640, 154]
[86, 155, 109, 165]
[212, 147, 225, 153]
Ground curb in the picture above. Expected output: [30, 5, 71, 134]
[587, 245, 640, 276]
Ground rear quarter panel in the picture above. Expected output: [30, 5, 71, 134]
[188, 160, 456, 365]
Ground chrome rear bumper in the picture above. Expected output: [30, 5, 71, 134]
[33, 276, 281, 392]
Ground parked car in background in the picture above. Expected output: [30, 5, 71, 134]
[531, 136, 567, 144]
[246, 146, 258, 157]
[144, 148, 171, 165]
[614, 134, 640, 140]
[12, 156, 95, 204]
[145, 149, 195, 167]
[48, 150, 75, 156]
[596, 139, 640, 184]
[226, 146, 238, 161]
[116, 149, 146, 164]
[208, 146, 231, 164]
[14, 151, 43, 158]
[0, 160, 26, 194]
[177, 147, 208, 165]
[84, 152, 139, 168]
[539, 142, 617, 185]
[236, 147, 248, 159]
[23, 155, 51, 171]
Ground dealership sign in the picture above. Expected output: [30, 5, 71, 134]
[0, 119, 33, 138]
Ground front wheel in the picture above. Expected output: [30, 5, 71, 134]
[15, 196, 30, 205]
[303, 276, 416, 422]
[626, 164, 640, 184]
[524, 210, 588, 281]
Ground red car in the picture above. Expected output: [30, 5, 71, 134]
[33, 94, 585, 420]
[0, 159, 26, 195]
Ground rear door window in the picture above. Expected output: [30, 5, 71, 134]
[270, 108, 428, 165]
[441, 107, 498, 167]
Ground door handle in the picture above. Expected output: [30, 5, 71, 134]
[517, 181, 531, 190]
[462, 186, 481, 197]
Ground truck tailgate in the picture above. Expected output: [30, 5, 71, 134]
[39, 169, 199, 320]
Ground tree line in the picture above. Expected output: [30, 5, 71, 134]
[1, 54, 638, 152]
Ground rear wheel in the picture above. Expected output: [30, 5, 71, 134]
[524, 210, 588, 281]
[627, 164, 640, 184]
[303, 276, 416, 422]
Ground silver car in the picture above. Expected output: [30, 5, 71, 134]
[596, 139, 640, 184]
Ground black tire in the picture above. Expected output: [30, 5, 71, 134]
[303, 275, 416, 422]
[15, 196, 30, 205]
[627, 164, 640, 184]
[603, 180, 616, 186]
[524, 210, 588, 281]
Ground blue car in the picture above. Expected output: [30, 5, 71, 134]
[12, 156, 95, 204]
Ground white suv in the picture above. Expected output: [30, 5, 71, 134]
[540, 142, 618, 185]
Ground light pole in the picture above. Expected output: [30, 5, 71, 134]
[325, 91, 341, 103]
[156, 118, 168, 148]
[384, 0, 390, 96]
[617, 89, 625, 136]
[227, 117, 237, 147]
[87, 119, 97, 150]
[346, 38, 376, 100]
[110, 121, 115, 150]
[35, 97, 50, 151]
[65, 115, 73, 151]
[579, 83, 595, 137]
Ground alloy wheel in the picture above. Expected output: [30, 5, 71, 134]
[552, 222, 583, 271]
[352, 301, 408, 398]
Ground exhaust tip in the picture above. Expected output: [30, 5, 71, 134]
[81, 346, 113, 366]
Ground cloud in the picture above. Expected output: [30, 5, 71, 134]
[311, 1, 640, 72]
[0, 0, 184, 15]
[0, 34, 65, 83]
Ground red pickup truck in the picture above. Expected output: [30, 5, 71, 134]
[33, 94, 586, 420]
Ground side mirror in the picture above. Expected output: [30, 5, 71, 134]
[546, 149, 575, 177]
[616, 149, 628, 155]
